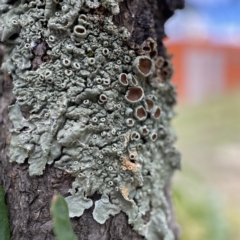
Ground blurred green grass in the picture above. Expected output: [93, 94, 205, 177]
[173, 168, 230, 240]
[173, 91, 240, 147]
[172, 90, 240, 240]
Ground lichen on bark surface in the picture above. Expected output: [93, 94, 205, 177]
[0, 0, 184, 239]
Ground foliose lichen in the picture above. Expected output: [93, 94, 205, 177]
[0, 0, 180, 239]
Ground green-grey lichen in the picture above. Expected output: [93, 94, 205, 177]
[0, 0, 180, 239]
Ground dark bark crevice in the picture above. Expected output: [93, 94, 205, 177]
[31, 39, 51, 71]
[114, 0, 157, 50]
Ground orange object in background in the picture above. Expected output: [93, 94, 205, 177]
[166, 40, 240, 104]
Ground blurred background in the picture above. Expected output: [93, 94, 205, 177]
[164, 0, 240, 239]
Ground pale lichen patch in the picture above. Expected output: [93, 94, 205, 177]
[121, 186, 134, 203]
[122, 156, 138, 172]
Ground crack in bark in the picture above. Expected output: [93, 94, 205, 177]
[31, 39, 50, 71]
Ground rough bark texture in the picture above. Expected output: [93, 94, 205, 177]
[0, 0, 184, 239]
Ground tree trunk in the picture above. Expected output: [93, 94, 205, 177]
[0, 0, 184, 239]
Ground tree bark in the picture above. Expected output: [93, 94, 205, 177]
[0, 0, 184, 239]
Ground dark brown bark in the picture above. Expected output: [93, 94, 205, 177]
[0, 0, 183, 239]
